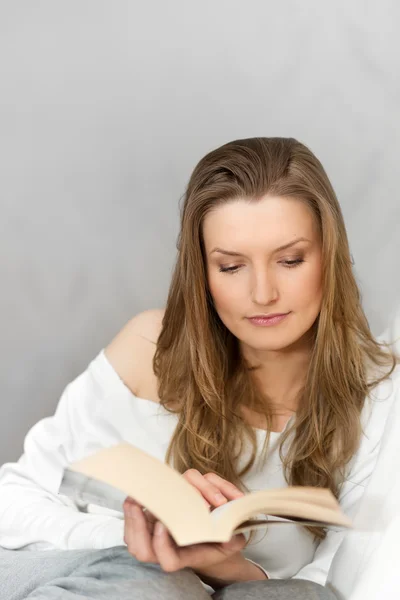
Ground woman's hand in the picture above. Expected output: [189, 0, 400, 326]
[122, 469, 247, 573]
[182, 468, 245, 509]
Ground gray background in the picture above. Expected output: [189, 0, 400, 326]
[0, 1, 399, 463]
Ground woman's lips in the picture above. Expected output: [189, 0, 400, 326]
[247, 313, 290, 326]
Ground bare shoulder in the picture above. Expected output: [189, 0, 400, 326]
[104, 308, 165, 399]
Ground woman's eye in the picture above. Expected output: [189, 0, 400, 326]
[219, 258, 304, 274]
[282, 258, 304, 268]
[219, 265, 240, 274]
[219, 259, 304, 274]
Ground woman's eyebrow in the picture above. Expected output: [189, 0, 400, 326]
[209, 237, 312, 257]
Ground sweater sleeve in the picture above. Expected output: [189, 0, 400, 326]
[292, 368, 399, 586]
[0, 352, 125, 550]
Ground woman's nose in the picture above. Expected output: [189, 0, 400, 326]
[251, 269, 279, 305]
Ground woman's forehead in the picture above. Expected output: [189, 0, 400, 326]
[203, 196, 318, 251]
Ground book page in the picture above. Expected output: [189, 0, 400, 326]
[210, 488, 352, 540]
[64, 442, 220, 546]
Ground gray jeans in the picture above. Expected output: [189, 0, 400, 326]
[0, 546, 336, 600]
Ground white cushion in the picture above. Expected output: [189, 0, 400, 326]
[327, 310, 400, 599]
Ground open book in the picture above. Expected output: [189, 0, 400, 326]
[59, 442, 352, 546]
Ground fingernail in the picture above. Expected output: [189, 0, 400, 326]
[215, 493, 226, 503]
[155, 522, 165, 536]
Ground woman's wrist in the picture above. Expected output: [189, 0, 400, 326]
[195, 554, 268, 590]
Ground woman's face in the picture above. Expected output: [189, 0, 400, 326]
[203, 195, 323, 355]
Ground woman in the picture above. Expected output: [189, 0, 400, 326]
[0, 137, 398, 600]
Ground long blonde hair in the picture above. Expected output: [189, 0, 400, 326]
[153, 137, 398, 540]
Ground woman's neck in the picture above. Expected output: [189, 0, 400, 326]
[240, 333, 313, 414]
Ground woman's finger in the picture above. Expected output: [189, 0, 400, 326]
[183, 469, 244, 508]
[123, 501, 158, 563]
[152, 521, 183, 572]
[203, 472, 245, 501]
[123, 496, 156, 517]
[123, 496, 157, 529]
[183, 469, 227, 507]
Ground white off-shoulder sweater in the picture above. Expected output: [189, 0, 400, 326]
[0, 350, 398, 586]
